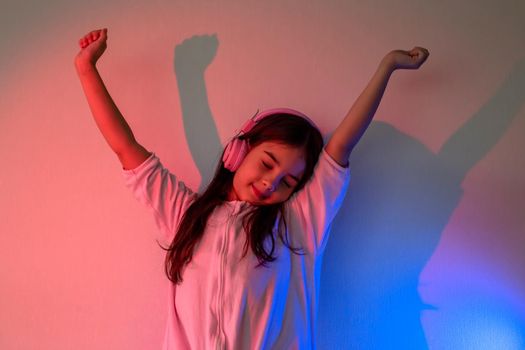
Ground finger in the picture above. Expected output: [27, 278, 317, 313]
[414, 47, 430, 57]
[414, 49, 428, 64]
[99, 28, 108, 42]
[94, 29, 107, 43]
[83, 34, 93, 44]
[416, 50, 429, 66]
[80, 38, 89, 48]
[409, 47, 422, 57]
[419, 48, 430, 60]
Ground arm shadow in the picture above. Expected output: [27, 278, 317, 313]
[174, 34, 223, 192]
[317, 58, 525, 349]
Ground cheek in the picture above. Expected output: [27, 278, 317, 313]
[231, 171, 241, 191]
[233, 166, 252, 189]
[240, 161, 259, 182]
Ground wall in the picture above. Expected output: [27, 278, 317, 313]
[1, 0, 524, 348]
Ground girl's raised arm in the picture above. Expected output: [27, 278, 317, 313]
[325, 47, 430, 167]
[75, 28, 151, 170]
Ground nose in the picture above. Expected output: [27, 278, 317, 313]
[262, 178, 277, 192]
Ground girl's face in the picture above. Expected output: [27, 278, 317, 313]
[229, 141, 306, 205]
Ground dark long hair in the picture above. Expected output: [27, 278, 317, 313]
[162, 112, 324, 284]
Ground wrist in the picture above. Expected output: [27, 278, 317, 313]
[75, 58, 97, 74]
[378, 57, 395, 76]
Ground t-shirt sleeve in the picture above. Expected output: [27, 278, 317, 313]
[121, 152, 198, 244]
[286, 147, 351, 255]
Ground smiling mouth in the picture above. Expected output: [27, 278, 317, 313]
[252, 185, 267, 200]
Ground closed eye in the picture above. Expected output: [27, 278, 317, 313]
[262, 161, 293, 188]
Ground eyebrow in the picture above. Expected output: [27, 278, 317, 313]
[264, 150, 301, 183]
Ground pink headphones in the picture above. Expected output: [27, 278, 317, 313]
[222, 108, 318, 172]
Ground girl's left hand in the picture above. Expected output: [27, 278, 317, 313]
[383, 47, 430, 71]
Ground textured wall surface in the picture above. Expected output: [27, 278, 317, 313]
[1, 0, 524, 348]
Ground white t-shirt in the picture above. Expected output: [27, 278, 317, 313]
[123, 148, 350, 349]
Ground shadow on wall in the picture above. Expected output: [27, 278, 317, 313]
[174, 34, 223, 192]
[317, 58, 525, 349]
[173, 34, 525, 348]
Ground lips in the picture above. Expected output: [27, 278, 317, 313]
[252, 185, 267, 200]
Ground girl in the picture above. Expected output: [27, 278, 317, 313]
[75, 28, 429, 349]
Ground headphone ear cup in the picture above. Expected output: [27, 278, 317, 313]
[223, 138, 249, 171]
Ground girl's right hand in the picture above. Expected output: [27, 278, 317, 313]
[75, 28, 108, 66]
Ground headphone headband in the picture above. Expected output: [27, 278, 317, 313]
[238, 108, 318, 135]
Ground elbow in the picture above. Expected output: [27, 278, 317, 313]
[325, 140, 351, 167]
